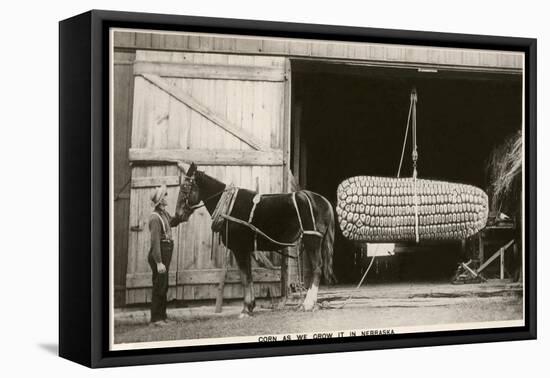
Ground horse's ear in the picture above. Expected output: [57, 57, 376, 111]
[177, 161, 190, 174]
[187, 162, 197, 177]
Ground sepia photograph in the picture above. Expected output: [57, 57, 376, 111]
[109, 27, 525, 351]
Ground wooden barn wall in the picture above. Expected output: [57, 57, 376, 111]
[113, 31, 523, 72]
[113, 51, 135, 307]
[125, 50, 288, 304]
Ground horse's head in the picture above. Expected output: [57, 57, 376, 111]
[175, 161, 228, 220]
[175, 162, 201, 221]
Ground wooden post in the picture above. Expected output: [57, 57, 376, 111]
[500, 246, 505, 279]
[215, 249, 229, 313]
[281, 58, 292, 299]
[514, 242, 520, 281]
[300, 140, 308, 190]
[297, 97, 307, 191]
[478, 231, 484, 264]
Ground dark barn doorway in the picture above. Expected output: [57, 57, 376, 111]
[290, 60, 522, 284]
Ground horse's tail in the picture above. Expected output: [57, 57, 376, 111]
[321, 199, 336, 285]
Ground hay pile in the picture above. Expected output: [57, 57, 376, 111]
[486, 130, 522, 213]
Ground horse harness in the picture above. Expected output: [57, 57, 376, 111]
[211, 188, 324, 253]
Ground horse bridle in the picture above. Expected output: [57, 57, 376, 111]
[179, 172, 229, 215]
[180, 174, 200, 215]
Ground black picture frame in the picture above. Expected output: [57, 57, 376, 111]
[59, 9, 537, 368]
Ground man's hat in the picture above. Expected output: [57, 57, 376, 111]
[151, 185, 168, 208]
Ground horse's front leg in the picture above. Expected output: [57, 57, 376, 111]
[234, 250, 255, 318]
[302, 236, 322, 311]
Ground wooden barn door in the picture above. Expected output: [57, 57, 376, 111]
[125, 50, 290, 304]
[113, 51, 135, 307]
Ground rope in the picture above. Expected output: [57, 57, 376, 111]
[411, 89, 420, 243]
[303, 192, 317, 233]
[221, 214, 301, 250]
[414, 175, 419, 243]
[211, 185, 238, 232]
[291, 193, 304, 231]
[397, 97, 414, 178]
[319, 256, 376, 310]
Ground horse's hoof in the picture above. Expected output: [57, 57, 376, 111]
[239, 312, 251, 319]
[303, 300, 316, 312]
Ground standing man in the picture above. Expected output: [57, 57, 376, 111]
[148, 185, 184, 326]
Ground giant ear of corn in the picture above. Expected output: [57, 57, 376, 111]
[336, 176, 488, 242]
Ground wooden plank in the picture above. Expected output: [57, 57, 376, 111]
[292, 103, 303, 185]
[114, 50, 136, 64]
[126, 268, 280, 288]
[136, 171, 151, 274]
[141, 73, 268, 150]
[252, 62, 271, 149]
[129, 148, 284, 166]
[135, 33, 152, 49]
[215, 249, 229, 313]
[281, 58, 292, 297]
[288, 40, 311, 56]
[477, 240, 515, 273]
[461, 262, 482, 280]
[477, 250, 501, 274]
[282, 58, 292, 193]
[130, 76, 147, 148]
[262, 39, 288, 55]
[234, 38, 263, 54]
[131, 175, 180, 188]
[326, 42, 347, 59]
[500, 248, 505, 279]
[113, 52, 135, 307]
[272, 82, 284, 149]
[116, 34, 523, 71]
[134, 61, 285, 82]
[236, 56, 255, 196]
[181, 268, 281, 285]
[217, 63, 230, 151]
[126, 168, 149, 291]
[189, 54, 209, 153]
[126, 289, 134, 305]
[214, 37, 236, 51]
[164, 34, 189, 50]
[126, 272, 178, 289]
[228, 74, 245, 150]
[113, 31, 135, 48]
[151, 83, 171, 149]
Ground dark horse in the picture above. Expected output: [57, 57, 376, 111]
[175, 162, 335, 316]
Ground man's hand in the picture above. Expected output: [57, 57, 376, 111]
[157, 262, 167, 274]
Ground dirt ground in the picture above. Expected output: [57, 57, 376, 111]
[114, 281, 523, 345]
